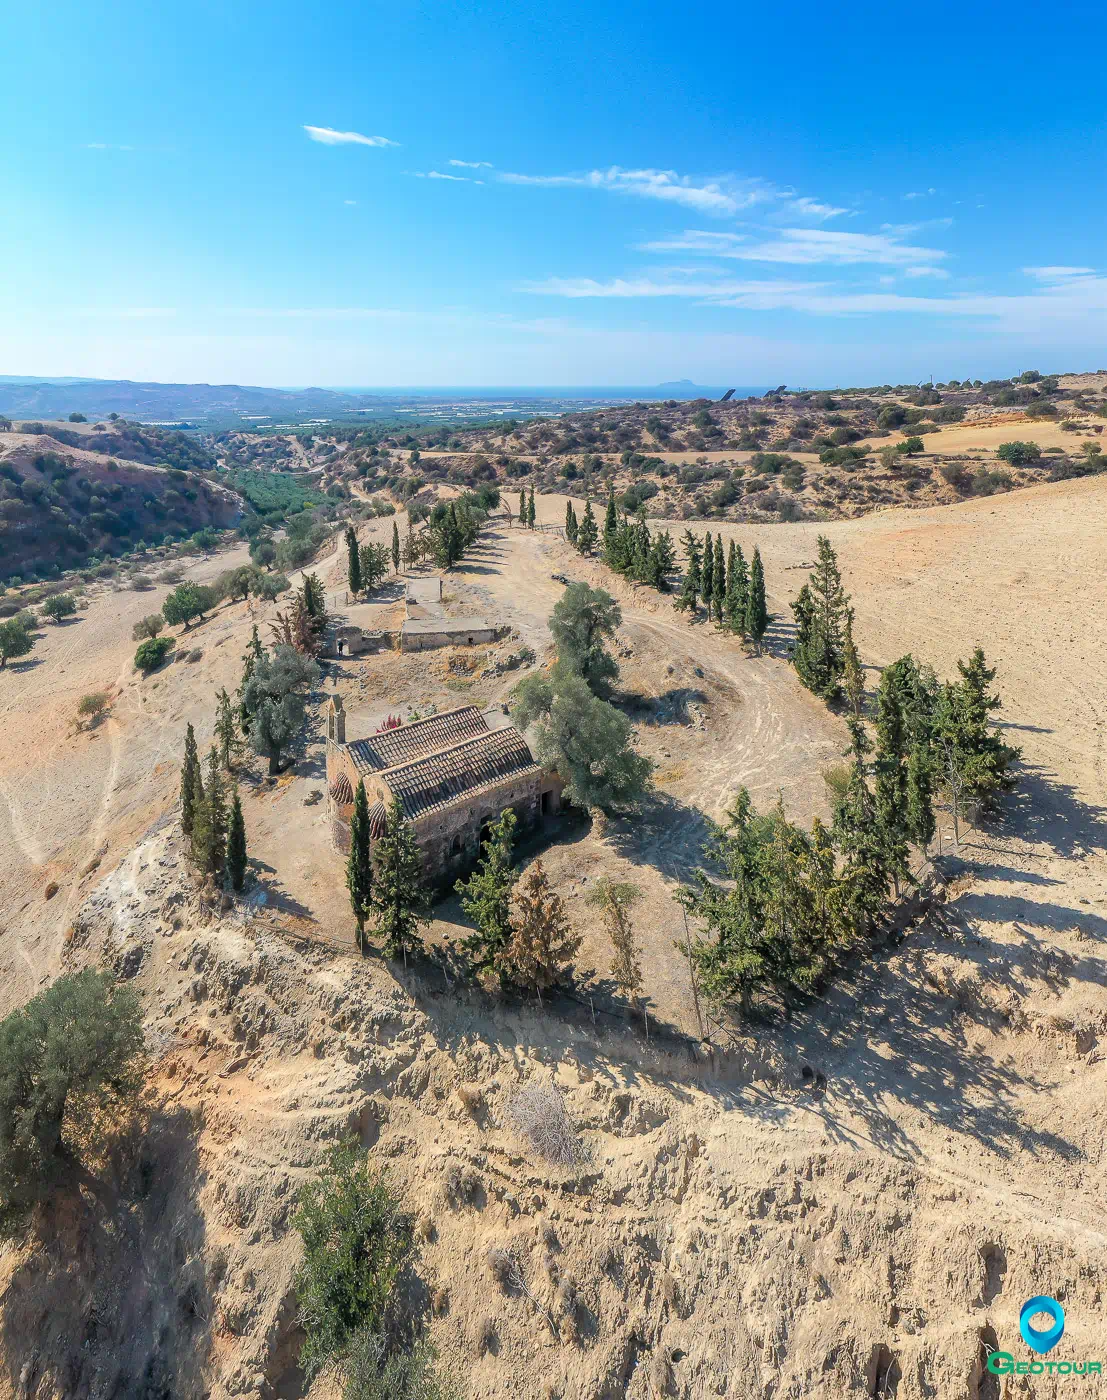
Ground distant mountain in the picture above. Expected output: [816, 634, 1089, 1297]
[0, 379, 364, 423]
[0, 376, 767, 422]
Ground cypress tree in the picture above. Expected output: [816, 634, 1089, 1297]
[603, 489, 618, 558]
[725, 541, 748, 634]
[936, 649, 1019, 816]
[456, 808, 517, 982]
[238, 625, 264, 728]
[346, 778, 373, 953]
[794, 535, 850, 700]
[346, 525, 361, 595]
[369, 798, 430, 964]
[225, 787, 248, 892]
[518, 488, 526, 524]
[905, 742, 935, 851]
[712, 535, 726, 626]
[832, 758, 891, 939]
[744, 547, 768, 652]
[180, 722, 201, 837]
[192, 746, 227, 878]
[214, 687, 238, 770]
[842, 611, 865, 720]
[391, 520, 400, 573]
[576, 499, 598, 555]
[527, 487, 536, 529]
[565, 501, 578, 545]
[701, 532, 714, 611]
[674, 530, 702, 615]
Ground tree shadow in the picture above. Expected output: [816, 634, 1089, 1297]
[604, 790, 715, 887]
[0, 1106, 211, 1399]
[740, 912, 1094, 1165]
[1008, 765, 1107, 859]
[615, 686, 708, 726]
[249, 858, 318, 922]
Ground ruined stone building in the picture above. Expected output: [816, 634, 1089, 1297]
[325, 697, 562, 885]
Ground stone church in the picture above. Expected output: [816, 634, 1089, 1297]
[325, 696, 562, 886]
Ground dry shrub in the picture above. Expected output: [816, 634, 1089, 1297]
[457, 1083, 483, 1116]
[431, 1285, 449, 1315]
[474, 1315, 496, 1356]
[443, 1162, 481, 1209]
[487, 1245, 521, 1291]
[416, 1213, 436, 1243]
[555, 1279, 578, 1322]
[660, 1270, 681, 1315]
[503, 1077, 586, 1168]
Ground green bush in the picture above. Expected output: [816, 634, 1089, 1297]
[134, 635, 174, 672]
[996, 440, 1041, 466]
[293, 1143, 414, 1379]
[40, 592, 77, 623]
[132, 613, 164, 641]
[897, 436, 925, 456]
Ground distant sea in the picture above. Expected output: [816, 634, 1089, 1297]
[312, 384, 771, 400]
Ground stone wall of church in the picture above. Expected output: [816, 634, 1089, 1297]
[412, 771, 562, 890]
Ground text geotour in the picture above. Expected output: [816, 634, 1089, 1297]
[987, 1296, 1102, 1379]
[987, 1357, 1102, 1377]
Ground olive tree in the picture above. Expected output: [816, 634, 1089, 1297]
[241, 643, 318, 774]
[0, 970, 144, 1229]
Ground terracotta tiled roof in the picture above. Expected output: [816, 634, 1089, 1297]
[346, 705, 488, 773]
[329, 772, 354, 805]
[368, 800, 389, 838]
[380, 728, 539, 823]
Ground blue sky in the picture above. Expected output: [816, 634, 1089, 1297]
[3, 0, 1105, 387]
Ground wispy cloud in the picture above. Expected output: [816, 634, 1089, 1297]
[449, 159, 492, 169]
[787, 196, 851, 220]
[303, 125, 398, 148]
[407, 170, 482, 183]
[522, 268, 1107, 333]
[639, 227, 946, 267]
[343, 199, 358, 205]
[497, 166, 778, 216]
[637, 230, 746, 254]
[83, 142, 134, 151]
[1023, 265, 1095, 281]
[903, 187, 937, 200]
[881, 217, 953, 235]
[521, 276, 818, 302]
[904, 265, 950, 279]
